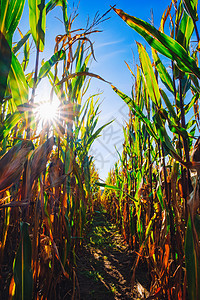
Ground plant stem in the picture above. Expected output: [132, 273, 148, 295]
[179, 72, 190, 222]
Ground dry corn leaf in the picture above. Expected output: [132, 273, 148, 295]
[47, 156, 64, 187]
[0, 140, 33, 193]
[29, 137, 55, 187]
[24, 137, 55, 198]
[0, 200, 29, 209]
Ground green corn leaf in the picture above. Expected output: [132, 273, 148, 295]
[45, 0, 62, 14]
[123, 126, 129, 148]
[86, 120, 113, 149]
[189, 126, 196, 141]
[96, 182, 137, 202]
[185, 92, 199, 114]
[153, 112, 182, 162]
[22, 36, 30, 71]
[0, 103, 33, 141]
[13, 31, 31, 54]
[37, 50, 66, 84]
[61, 0, 68, 33]
[144, 213, 157, 244]
[8, 53, 28, 107]
[112, 85, 158, 141]
[191, 75, 200, 94]
[180, 74, 191, 97]
[73, 161, 86, 206]
[83, 156, 91, 194]
[182, 0, 198, 21]
[186, 119, 196, 130]
[157, 184, 165, 210]
[136, 68, 142, 107]
[13, 222, 33, 300]
[47, 69, 66, 100]
[71, 54, 91, 101]
[166, 116, 189, 139]
[0, 0, 25, 46]
[137, 42, 161, 108]
[194, 214, 200, 239]
[177, 11, 194, 50]
[75, 42, 84, 73]
[113, 7, 200, 78]
[160, 89, 178, 122]
[0, 31, 12, 103]
[0, 112, 21, 141]
[175, 1, 184, 30]
[28, 0, 46, 51]
[152, 49, 174, 94]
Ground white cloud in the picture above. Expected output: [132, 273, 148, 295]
[95, 39, 125, 49]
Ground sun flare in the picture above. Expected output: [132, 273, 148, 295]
[35, 101, 59, 124]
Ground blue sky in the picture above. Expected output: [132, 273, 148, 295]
[16, 1, 200, 179]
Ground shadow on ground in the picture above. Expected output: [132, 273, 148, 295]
[75, 211, 150, 300]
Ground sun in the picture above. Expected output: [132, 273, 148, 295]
[35, 101, 59, 124]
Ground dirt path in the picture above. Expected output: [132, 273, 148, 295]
[76, 211, 149, 300]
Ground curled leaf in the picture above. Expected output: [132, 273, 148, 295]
[57, 71, 111, 85]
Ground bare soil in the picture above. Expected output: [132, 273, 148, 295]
[75, 211, 150, 300]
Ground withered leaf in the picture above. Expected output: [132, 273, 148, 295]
[0, 140, 34, 193]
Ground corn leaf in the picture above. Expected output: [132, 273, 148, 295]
[83, 156, 91, 194]
[112, 85, 158, 141]
[47, 69, 66, 100]
[71, 53, 91, 100]
[45, 0, 62, 14]
[37, 50, 66, 84]
[144, 212, 157, 244]
[28, 0, 46, 51]
[160, 4, 172, 33]
[86, 120, 113, 149]
[13, 222, 33, 300]
[96, 182, 137, 202]
[96, 182, 121, 191]
[182, 0, 198, 21]
[22, 36, 30, 71]
[25, 137, 55, 197]
[57, 71, 111, 86]
[113, 7, 200, 78]
[0, 140, 33, 192]
[0, 0, 25, 46]
[152, 49, 174, 94]
[185, 92, 199, 114]
[8, 53, 28, 106]
[177, 11, 194, 50]
[153, 112, 182, 162]
[0, 31, 11, 103]
[137, 42, 161, 108]
[61, 0, 68, 33]
[160, 89, 178, 122]
[13, 31, 31, 54]
[73, 161, 86, 206]
[167, 117, 189, 139]
[0, 112, 21, 141]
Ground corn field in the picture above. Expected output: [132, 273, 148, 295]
[0, 0, 200, 299]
